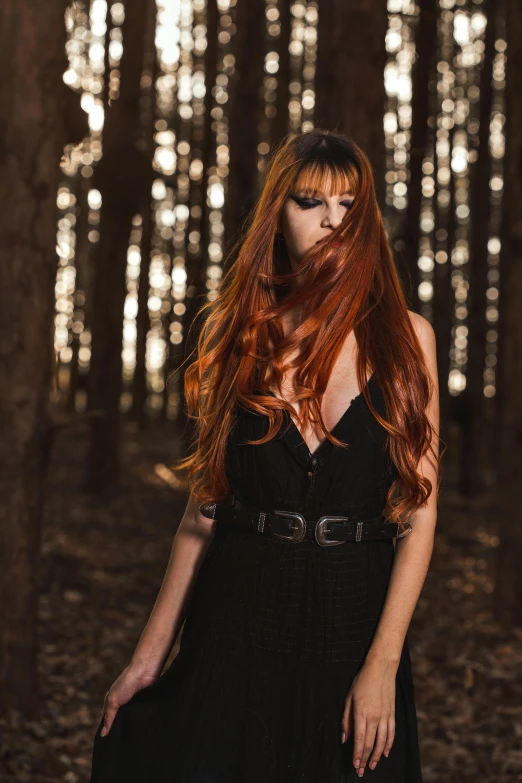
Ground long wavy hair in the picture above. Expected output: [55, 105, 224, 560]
[175, 129, 444, 526]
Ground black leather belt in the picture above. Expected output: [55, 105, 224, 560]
[199, 503, 412, 546]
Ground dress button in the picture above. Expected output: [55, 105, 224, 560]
[311, 457, 318, 466]
[307, 471, 313, 479]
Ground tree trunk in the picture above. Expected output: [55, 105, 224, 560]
[0, 0, 69, 715]
[315, 0, 388, 206]
[131, 202, 153, 429]
[86, 0, 153, 493]
[400, 0, 438, 311]
[433, 124, 456, 429]
[459, 0, 496, 496]
[177, 0, 220, 438]
[223, 0, 266, 240]
[494, 0, 522, 628]
[431, 11, 456, 429]
[66, 177, 92, 412]
[271, 0, 291, 148]
[131, 0, 159, 428]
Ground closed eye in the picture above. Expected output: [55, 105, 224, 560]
[290, 195, 354, 210]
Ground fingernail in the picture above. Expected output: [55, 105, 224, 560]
[370, 761, 377, 769]
[341, 731, 346, 743]
[101, 727, 107, 737]
[357, 767, 364, 777]
[354, 758, 360, 768]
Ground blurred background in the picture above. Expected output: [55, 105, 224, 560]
[0, 0, 521, 781]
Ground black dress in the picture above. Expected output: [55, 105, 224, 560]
[90, 374, 424, 782]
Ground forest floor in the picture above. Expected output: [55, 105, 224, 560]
[0, 420, 521, 783]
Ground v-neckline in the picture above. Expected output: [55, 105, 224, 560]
[266, 374, 376, 459]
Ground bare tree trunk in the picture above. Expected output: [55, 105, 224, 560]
[86, 0, 152, 493]
[494, 0, 522, 628]
[131, 0, 159, 428]
[271, 0, 291, 148]
[431, 10, 456, 430]
[315, 0, 388, 206]
[400, 0, 438, 311]
[195, 0, 218, 289]
[224, 0, 266, 240]
[433, 124, 456, 428]
[177, 0, 220, 438]
[0, 0, 68, 715]
[131, 203, 153, 429]
[66, 177, 92, 412]
[459, 0, 496, 496]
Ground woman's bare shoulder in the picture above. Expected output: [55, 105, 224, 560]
[406, 309, 436, 346]
[406, 311, 438, 401]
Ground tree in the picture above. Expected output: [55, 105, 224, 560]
[459, 0, 496, 495]
[315, 0, 388, 206]
[86, 0, 154, 493]
[131, 0, 160, 429]
[0, 0, 70, 714]
[400, 0, 438, 310]
[494, 0, 522, 628]
[223, 0, 266, 239]
[176, 0, 220, 440]
[271, 0, 291, 148]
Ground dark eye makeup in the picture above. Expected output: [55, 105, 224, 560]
[290, 195, 354, 210]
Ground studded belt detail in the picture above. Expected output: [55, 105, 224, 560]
[199, 503, 412, 546]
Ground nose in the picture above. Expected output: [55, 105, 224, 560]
[321, 205, 344, 230]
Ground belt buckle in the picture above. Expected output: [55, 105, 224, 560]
[396, 521, 412, 539]
[272, 510, 307, 542]
[315, 515, 350, 546]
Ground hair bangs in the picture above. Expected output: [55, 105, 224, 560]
[292, 159, 360, 199]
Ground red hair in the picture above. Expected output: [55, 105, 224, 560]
[176, 129, 443, 526]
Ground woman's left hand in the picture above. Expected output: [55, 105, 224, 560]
[340, 656, 398, 777]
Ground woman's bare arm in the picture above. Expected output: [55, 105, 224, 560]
[364, 311, 439, 668]
[341, 312, 440, 775]
[128, 492, 216, 678]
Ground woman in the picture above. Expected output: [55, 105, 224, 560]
[90, 130, 441, 782]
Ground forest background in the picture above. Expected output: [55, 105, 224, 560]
[1, 1, 521, 781]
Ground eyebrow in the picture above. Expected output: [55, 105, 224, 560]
[296, 190, 354, 197]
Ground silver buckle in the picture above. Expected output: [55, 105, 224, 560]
[314, 515, 350, 546]
[199, 502, 216, 519]
[272, 510, 307, 542]
[396, 521, 412, 539]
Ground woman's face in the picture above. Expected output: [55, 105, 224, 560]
[279, 182, 355, 270]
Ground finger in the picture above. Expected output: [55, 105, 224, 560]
[352, 710, 367, 771]
[356, 715, 378, 775]
[98, 695, 108, 730]
[340, 694, 353, 743]
[383, 715, 396, 758]
[100, 700, 119, 737]
[367, 717, 389, 770]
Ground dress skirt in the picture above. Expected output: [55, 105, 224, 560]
[90, 524, 423, 783]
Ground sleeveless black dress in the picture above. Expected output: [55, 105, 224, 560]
[90, 374, 424, 782]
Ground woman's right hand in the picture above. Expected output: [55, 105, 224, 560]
[100, 662, 159, 737]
